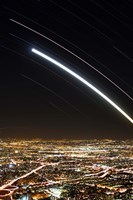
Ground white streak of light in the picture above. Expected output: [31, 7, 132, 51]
[32, 48, 133, 124]
[10, 18, 133, 101]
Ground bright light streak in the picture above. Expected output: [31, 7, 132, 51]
[32, 48, 133, 124]
[10, 18, 133, 101]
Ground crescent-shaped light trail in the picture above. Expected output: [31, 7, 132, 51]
[10, 18, 133, 101]
[32, 48, 133, 124]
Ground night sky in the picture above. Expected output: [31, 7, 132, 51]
[0, 0, 132, 139]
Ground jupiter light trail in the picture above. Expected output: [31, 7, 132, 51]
[32, 48, 133, 124]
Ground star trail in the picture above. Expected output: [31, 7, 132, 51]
[32, 48, 132, 123]
[0, 0, 132, 138]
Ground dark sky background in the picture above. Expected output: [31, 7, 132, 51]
[0, 0, 132, 139]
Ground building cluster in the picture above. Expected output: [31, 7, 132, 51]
[0, 139, 132, 199]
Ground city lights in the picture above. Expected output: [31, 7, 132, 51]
[0, 139, 132, 199]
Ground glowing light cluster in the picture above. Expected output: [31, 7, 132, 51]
[32, 48, 133, 124]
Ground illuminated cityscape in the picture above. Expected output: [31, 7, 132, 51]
[0, 139, 132, 199]
[0, 1, 133, 199]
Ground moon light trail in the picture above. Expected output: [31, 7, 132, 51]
[32, 48, 133, 124]
[10, 19, 132, 101]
